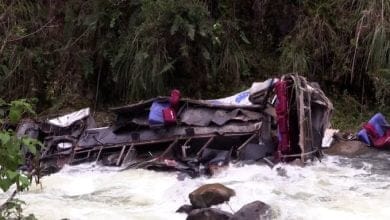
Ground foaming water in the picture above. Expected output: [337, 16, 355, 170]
[9, 153, 390, 220]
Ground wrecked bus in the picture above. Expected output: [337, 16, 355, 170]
[17, 74, 333, 176]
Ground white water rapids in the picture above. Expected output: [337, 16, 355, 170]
[3, 152, 390, 220]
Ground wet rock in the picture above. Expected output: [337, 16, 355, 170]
[323, 140, 370, 157]
[230, 201, 273, 220]
[41, 164, 61, 175]
[189, 183, 236, 208]
[187, 208, 233, 220]
[276, 167, 287, 177]
[176, 204, 195, 214]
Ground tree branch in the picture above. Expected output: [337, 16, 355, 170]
[8, 17, 55, 43]
[0, 190, 17, 212]
[0, 34, 9, 56]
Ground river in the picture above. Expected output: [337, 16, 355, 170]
[5, 152, 390, 220]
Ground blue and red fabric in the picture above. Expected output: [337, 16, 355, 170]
[358, 113, 390, 149]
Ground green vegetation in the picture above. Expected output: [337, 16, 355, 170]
[331, 94, 390, 131]
[0, 1, 388, 216]
[0, 0, 389, 129]
[0, 99, 39, 219]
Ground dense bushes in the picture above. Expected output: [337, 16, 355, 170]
[0, 0, 389, 112]
[280, 0, 390, 106]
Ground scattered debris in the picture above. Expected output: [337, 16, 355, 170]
[321, 129, 339, 148]
[325, 113, 390, 157]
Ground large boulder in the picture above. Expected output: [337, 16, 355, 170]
[323, 140, 369, 157]
[189, 183, 236, 208]
[187, 208, 233, 220]
[230, 201, 273, 220]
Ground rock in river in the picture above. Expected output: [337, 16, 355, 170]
[323, 140, 370, 157]
[176, 204, 195, 214]
[189, 183, 236, 208]
[230, 201, 273, 220]
[187, 208, 233, 220]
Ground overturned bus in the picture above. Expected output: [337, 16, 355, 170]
[18, 74, 333, 177]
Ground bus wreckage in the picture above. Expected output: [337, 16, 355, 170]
[18, 74, 333, 177]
